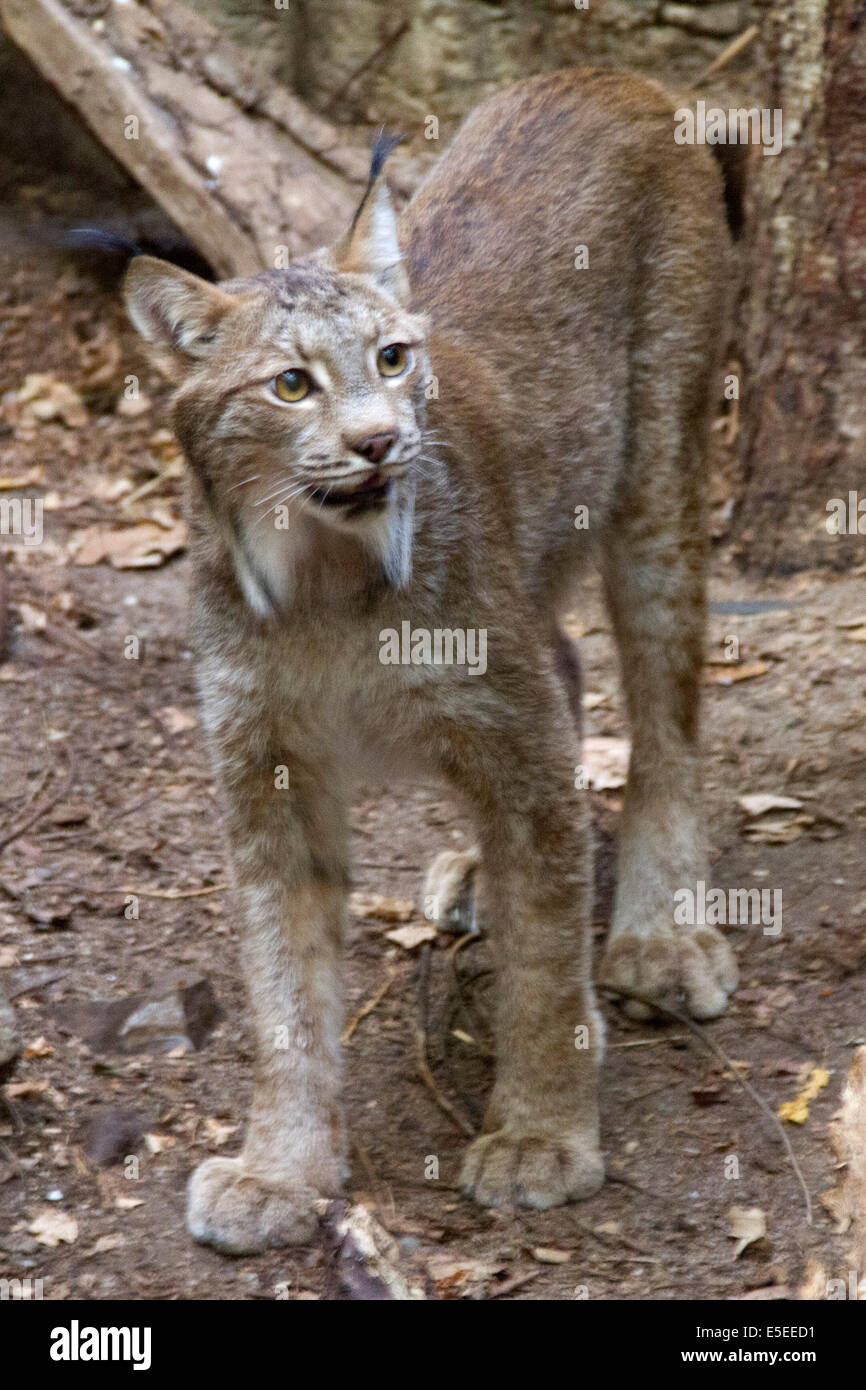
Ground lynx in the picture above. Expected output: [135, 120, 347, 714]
[125, 68, 737, 1254]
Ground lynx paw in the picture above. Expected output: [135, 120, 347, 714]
[600, 926, 737, 1021]
[461, 1130, 604, 1210]
[423, 847, 480, 933]
[187, 1157, 322, 1254]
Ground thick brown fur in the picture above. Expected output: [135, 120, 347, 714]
[125, 68, 737, 1254]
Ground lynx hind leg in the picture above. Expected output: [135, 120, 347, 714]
[423, 847, 481, 934]
[599, 356, 737, 1022]
[552, 624, 583, 738]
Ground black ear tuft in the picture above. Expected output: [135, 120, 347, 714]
[64, 227, 215, 281]
[64, 227, 143, 259]
[369, 129, 403, 184]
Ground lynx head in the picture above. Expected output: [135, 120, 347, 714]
[124, 137, 429, 616]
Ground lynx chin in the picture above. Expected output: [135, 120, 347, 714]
[125, 67, 737, 1254]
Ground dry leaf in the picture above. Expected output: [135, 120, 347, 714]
[738, 794, 804, 818]
[385, 923, 437, 950]
[72, 518, 188, 569]
[29, 1208, 78, 1247]
[6, 1079, 49, 1098]
[79, 330, 122, 390]
[705, 661, 770, 686]
[203, 1118, 238, 1148]
[115, 391, 152, 418]
[50, 802, 90, 827]
[23, 1036, 53, 1058]
[157, 706, 198, 735]
[593, 1219, 622, 1237]
[0, 465, 44, 490]
[144, 1133, 175, 1154]
[87, 1233, 126, 1256]
[349, 892, 414, 923]
[531, 1246, 571, 1265]
[778, 1067, 831, 1124]
[582, 736, 630, 790]
[799, 1257, 831, 1301]
[426, 1253, 505, 1297]
[18, 373, 87, 428]
[14, 602, 47, 633]
[89, 475, 133, 503]
[727, 1205, 766, 1259]
[743, 815, 812, 844]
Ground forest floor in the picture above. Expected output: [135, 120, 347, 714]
[1, 151, 866, 1303]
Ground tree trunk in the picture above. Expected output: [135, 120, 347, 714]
[735, 0, 866, 571]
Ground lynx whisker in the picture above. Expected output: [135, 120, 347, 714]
[252, 477, 304, 509]
[226, 474, 262, 493]
[253, 482, 310, 528]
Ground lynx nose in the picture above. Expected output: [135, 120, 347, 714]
[349, 431, 397, 465]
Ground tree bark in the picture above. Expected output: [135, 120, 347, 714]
[735, 0, 866, 570]
[0, 0, 373, 276]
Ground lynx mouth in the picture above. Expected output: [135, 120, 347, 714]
[308, 474, 394, 516]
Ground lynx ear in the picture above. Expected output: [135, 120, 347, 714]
[124, 256, 234, 369]
[335, 134, 408, 300]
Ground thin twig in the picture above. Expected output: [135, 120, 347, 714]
[9, 972, 66, 1001]
[573, 1217, 660, 1262]
[688, 24, 760, 88]
[355, 861, 419, 872]
[0, 763, 68, 855]
[600, 984, 812, 1225]
[342, 967, 395, 1045]
[50, 880, 225, 900]
[123, 884, 225, 900]
[414, 943, 474, 1138]
[414, 1027, 474, 1138]
[324, 20, 410, 115]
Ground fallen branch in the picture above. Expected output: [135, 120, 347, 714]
[600, 984, 812, 1225]
[0, 0, 369, 275]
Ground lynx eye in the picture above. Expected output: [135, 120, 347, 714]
[273, 369, 312, 403]
[377, 343, 410, 378]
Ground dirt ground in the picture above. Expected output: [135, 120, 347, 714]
[1, 150, 865, 1303]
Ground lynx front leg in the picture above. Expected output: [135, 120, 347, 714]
[187, 682, 348, 1254]
[599, 489, 737, 1021]
[433, 680, 604, 1209]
